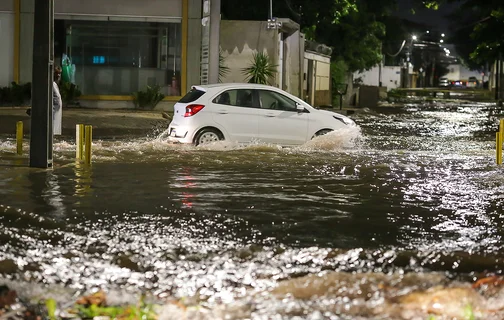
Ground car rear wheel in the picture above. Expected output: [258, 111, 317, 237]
[194, 128, 223, 146]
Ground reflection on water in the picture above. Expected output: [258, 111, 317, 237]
[1, 102, 504, 318]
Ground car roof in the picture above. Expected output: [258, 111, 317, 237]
[193, 83, 278, 90]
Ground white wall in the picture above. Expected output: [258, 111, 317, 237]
[219, 20, 277, 84]
[0, 12, 14, 87]
[354, 65, 401, 91]
[444, 64, 483, 82]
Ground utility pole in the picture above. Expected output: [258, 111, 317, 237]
[378, 43, 383, 87]
[499, 52, 504, 102]
[200, 0, 221, 85]
[496, 57, 500, 101]
[30, 0, 54, 168]
[430, 57, 436, 88]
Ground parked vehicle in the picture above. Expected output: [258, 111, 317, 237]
[439, 77, 449, 87]
[466, 76, 479, 88]
[168, 83, 356, 146]
[450, 80, 466, 88]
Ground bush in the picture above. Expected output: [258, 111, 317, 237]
[241, 52, 277, 85]
[59, 82, 82, 107]
[132, 85, 165, 110]
[331, 60, 348, 108]
[0, 82, 31, 106]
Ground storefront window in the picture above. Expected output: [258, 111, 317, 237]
[57, 20, 182, 96]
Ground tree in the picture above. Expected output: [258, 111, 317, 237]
[443, 0, 504, 68]
[220, 0, 448, 72]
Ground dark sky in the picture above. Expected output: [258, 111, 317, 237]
[396, 0, 461, 31]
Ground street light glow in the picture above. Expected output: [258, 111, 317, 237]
[412, 35, 418, 40]
[440, 39, 444, 43]
[441, 33, 445, 37]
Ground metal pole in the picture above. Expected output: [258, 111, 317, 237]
[76, 124, 84, 160]
[495, 58, 500, 101]
[207, 0, 221, 84]
[499, 52, 503, 102]
[30, 0, 54, 168]
[270, 0, 273, 20]
[16, 121, 23, 156]
[84, 125, 92, 165]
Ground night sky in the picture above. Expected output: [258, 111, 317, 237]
[396, 0, 461, 30]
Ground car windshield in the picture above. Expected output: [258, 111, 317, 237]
[179, 88, 205, 103]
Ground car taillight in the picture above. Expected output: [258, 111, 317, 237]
[184, 104, 205, 117]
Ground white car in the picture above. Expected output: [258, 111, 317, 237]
[167, 83, 356, 146]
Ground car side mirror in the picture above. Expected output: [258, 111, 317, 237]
[296, 103, 305, 112]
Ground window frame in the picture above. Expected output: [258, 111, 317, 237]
[212, 89, 261, 109]
[256, 89, 299, 112]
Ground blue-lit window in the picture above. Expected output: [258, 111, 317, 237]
[92, 56, 105, 64]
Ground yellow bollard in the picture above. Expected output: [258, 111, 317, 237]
[500, 119, 504, 141]
[497, 132, 503, 165]
[76, 124, 85, 160]
[84, 125, 92, 165]
[16, 121, 23, 155]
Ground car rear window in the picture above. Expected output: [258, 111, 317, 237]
[179, 88, 205, 103]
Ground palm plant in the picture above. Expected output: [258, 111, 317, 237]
[218, 49, 230, 83]
[241, 52, 277, 85]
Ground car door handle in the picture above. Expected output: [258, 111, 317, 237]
[265, 113, 276, 117]
[217, 110, 228, 114]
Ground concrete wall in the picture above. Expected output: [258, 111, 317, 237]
[283, 30, 302, 97]
[219, 20, 277, 84]
[444, 64, 483, 82]
[354, 65, 401, 91]
[186, 0, 202, 91]
[303, 51, 331, 106]
[0, 1, 13, 11]
[0, 11, 14, 87]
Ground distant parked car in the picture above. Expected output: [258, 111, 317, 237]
[466, 77, 479, 88]
[451, 80, 466, 88]
[439, 77, 449, 87]
[168, 83, 357, 146]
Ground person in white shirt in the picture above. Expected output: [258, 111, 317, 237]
[26, 66, 63, 136]
[52, 66, 63, 136]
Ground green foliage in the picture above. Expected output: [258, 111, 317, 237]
[241, 52, 277, 85]
[132, 85, 165, 110]
[0, 82, 31, 106]
[219, 48, 230, 83]
[331, 60, 348, 107]
[463, 304, 476, 320]
[76, 300, 157, 320]
[45, 299, 57, 320]
[59, 82, 81, 107]
[449, 0, 504, 67]
[222, 0, 446, 74]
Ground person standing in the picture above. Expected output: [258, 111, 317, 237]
[52, 66, 63, 136]
[26, 66, 63, 136]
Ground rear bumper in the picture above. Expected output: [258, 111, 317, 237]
[167, 124, 194, 144]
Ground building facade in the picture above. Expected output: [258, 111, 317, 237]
[219, 19, 304, 99]
[354, 65, 402, 91]
[0, 0, 202, 109]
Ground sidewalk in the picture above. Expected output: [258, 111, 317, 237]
[0, 107, 171, 137]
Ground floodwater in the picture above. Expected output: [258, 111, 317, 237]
[1, 102, 504, 319]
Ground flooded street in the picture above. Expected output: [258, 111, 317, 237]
[1, 102, 504, 319]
